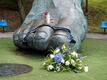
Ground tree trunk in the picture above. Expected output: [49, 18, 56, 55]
[17, 0, 26, 21]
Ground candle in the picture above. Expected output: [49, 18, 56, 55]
[44, 11, 50, 24]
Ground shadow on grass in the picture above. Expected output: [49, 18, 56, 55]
[12, 47, 49, 59]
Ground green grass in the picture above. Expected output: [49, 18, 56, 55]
[0, 38, 107, 80]
[88, 0, 107, 32]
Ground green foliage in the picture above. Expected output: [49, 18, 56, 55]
[0, 0, 17, 5]
[88, 0, 107, 32]
[0, 0, 27, 10]
[0, 0, 17, 8]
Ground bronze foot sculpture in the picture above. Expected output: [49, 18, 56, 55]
[13, 0, 87, 51]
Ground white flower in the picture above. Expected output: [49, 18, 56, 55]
[47, 65, 54, 71]
[43, 62, 46, 66]
[71, 51, 78, 58]
[70, 59, 76, 66]
[50, 54, 55, 59]
[78, 67, 83, 70]
[65, 61, 70, 66]
[84, 65, 88, 72]
[61, 59, 65, 63]
[56, 66, 61, 72]
[54, 48, 60, 54]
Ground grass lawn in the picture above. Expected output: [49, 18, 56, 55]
[0, 38, 107, 80]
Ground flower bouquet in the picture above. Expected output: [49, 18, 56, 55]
[43, 44, 88, 73]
